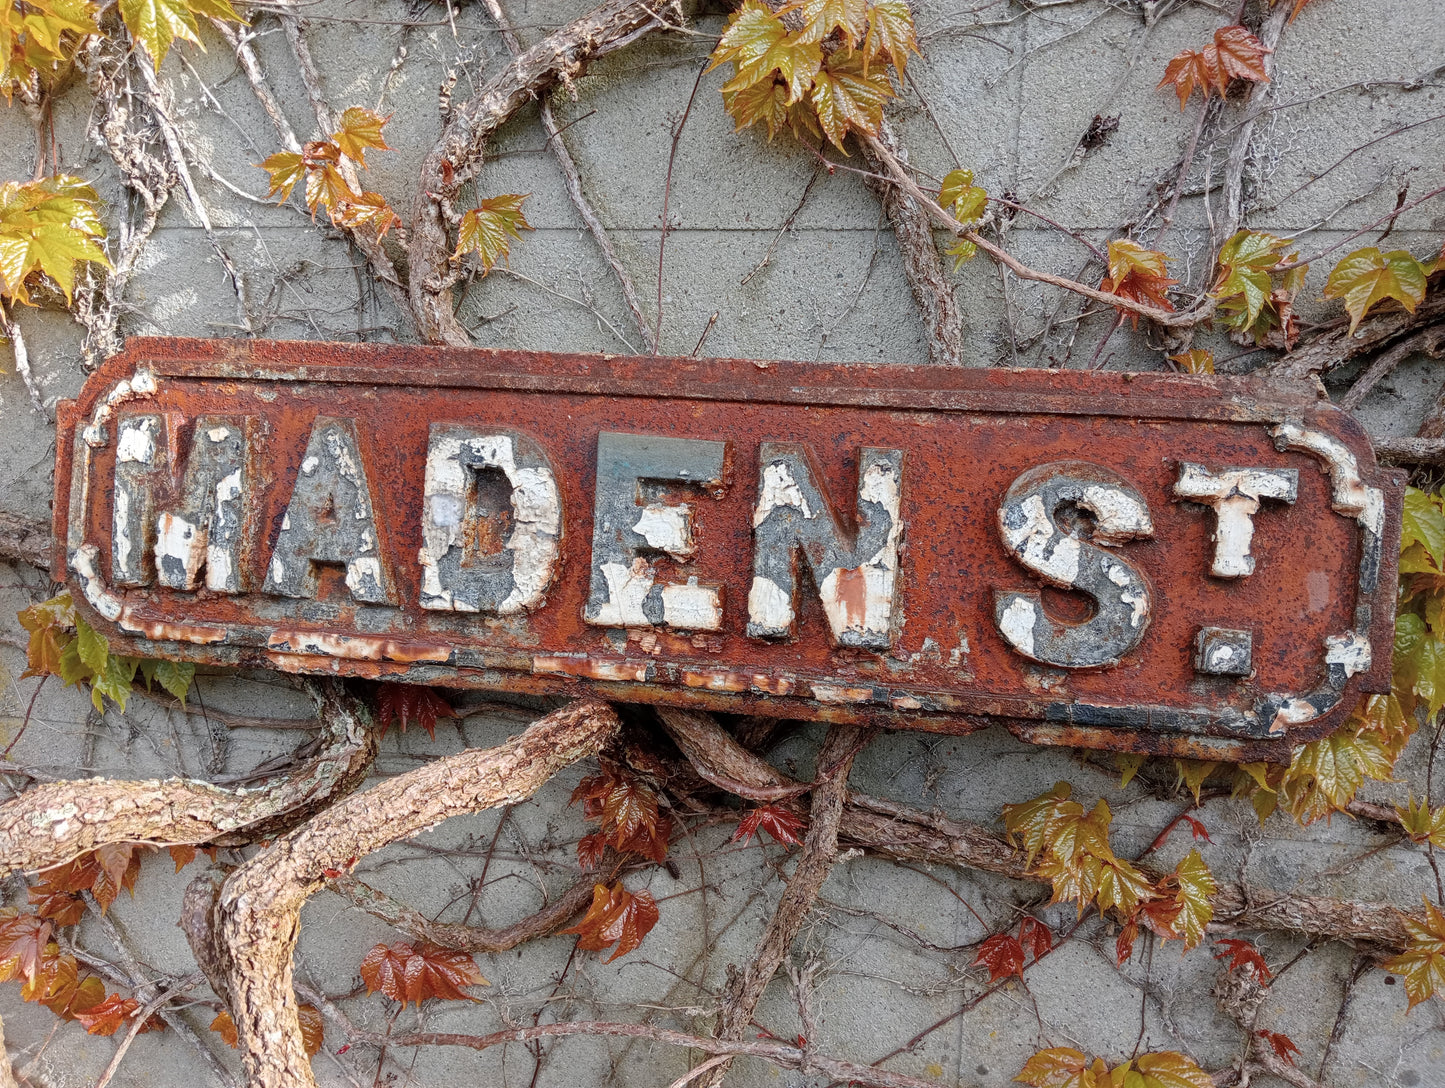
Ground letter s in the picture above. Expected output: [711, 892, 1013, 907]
[993, 461, 1154, 669]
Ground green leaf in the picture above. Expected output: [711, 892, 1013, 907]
[1211, 231, 1290, 327]
[939, 168, 986, 223]
[154, 660, 195, 705]
[455, 194, 533, 275]
[118, 0, 244, 70]
[75, 617, 108, 676]
[0, 175, 109, 305]
[90, 654, 139, 712]
[1403, 488, 1445, 569]
[1324, 247, 1429, 335]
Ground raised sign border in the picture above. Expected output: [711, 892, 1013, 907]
[54, 338, 1403, 762]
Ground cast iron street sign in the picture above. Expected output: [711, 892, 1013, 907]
[54, 338, 1403, 761]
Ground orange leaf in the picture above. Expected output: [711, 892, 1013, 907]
[331, 107, 391, 168]
[298, 1002, 325, 1058]
[0, 912, 53, 986]
[167, 844, 198, 872]
[210, 1008, 239, 1047]
[1212, 25, 1270, 89]
[375, 683, 456, 740]
[1019, 916, 1053, 960]
[89, 843, 143, 913]
[358, 942, 487, 1007]
[27, 885, 84, 927]
[1100, 239, 1177, 322]
[1157, 48, 1214, 109]
[74, 993, 164, 1036]
[561, 881, 660, 962]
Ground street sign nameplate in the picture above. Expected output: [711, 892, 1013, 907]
[54, 338, 1403, 761]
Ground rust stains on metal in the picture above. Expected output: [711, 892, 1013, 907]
[52, 337, 1406, 762]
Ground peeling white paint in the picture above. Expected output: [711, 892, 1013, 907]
[998, 596, 1037, 657]
[754, 462, 812, 526]
[747, 575, 795, 632]
[660, 579, 723, 630]
[1080, 485, 1155, 544]
[345, 556, 385, 598]
[155, 513, 206, 589]
[1003, 494, 1081, 587]
[588, 558, 656, 627]
[1270, 697, 1319, 733]
[207, 426, 232, 443]
[811, 683, 873, 704]
[83, 370, 159, 447]
[113, 485, 134, 578]
[634, 503, 695, 559]
[1174, 463, 1298, 578]
[116, 418, 157, 464]
[1324, 631, 1372, 677]
[1102, 559, 1149, 626]
[419, 432, 562, 614]
[1271, 421, 1386, 536]
[1208, 644, 1242, 671]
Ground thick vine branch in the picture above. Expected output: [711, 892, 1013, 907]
[408, 0, 672, 344]
[0, 678, 377, 872]
[210, 698, 619, 1087]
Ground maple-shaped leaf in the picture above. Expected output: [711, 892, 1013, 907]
[0, 175, 109, 305]
[1323, 246, 1429, 335]
[1383, 898, 1445, 1009]
[1173, 759, 1218, 804]
[74, 992, 164, 1036]
[1402, 488, 1445, 571]
[456, 194, 533, 274]
[17, 591, 75, 679]
[1397, 794, 1445, 847]
[809, 51, 892, 150]
[714, 3, 820, 105]
[0, 913, 53, 987]
[1142, 848, 1215, 949]
[975, 932, 1025, 983]
[1214, 937, 1271, 979]
[1256, 1030, 1300, 1066]
[167, 844, 198, 872]
[32, 951, 105, 1020]
[1168, 348, 1214, 375]
[1212, 25, 1270, 88]
[561, 881, 660, 962]
[210, 1008, 238, 1047]
[602, 774, 659, 844]
[27, 885, 84, 927]
[577, 831, 609, 871]
[359, 942, 487, 1007]
[0, 0, 99, 98]
[939, 168, 986, 224]
[375, 683, 457, 741]
[332, 107, 390, 167]
[138, 658, 195, 704]
[88, 843, 144, 913]
[1002, 781, 1077, 864]
[333, 191, 401, 238]
[721, 75, 793, 138]
[1121, 1051, 1213, 1088]
[617, 810, 672, 864]
[1280, 723, 1395, 823]
[1100, 238, 1177, 322]
[786, 0, 869, 46]
[1094, 853, 1155, 918]
[118, 0, 243, 71]
[733, 804, 807, 847]
[1019, 916, 1053, 960]
[259, 151, 307, 204]
[1014, 1047, 1107, 1088]
[1212, 230, 1292, 328]
[305, 163, 353, 220]
[1157, 48, 1213, 110]
[862, 0, 918, 75]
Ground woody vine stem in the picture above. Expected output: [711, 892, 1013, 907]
[1, 0, 1444, 1086]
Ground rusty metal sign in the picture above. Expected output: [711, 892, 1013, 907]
[53, 338, 1403, 761]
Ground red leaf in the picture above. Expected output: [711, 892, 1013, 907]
[0, 913, 53, 986]
[359, 942, 486, 1007]
[618, 811, 672, 864]
[577, 831, 608, 871]
[1214, 938, 1272, 979]
[1257, 1030, 1300, 1065]
[733, 804, 807, 847]
[560, 882, 660, 962]
[74, 993, 164, 1036]
[375, 683, 457, 740]
[1182, 814, 1211, 842]
[1018, 916, 1053, 961]
[27, 885, 85, 927]
[1116, 916, 1140, 965]
[975, 933, 1024, 982]
[88, 844, 143, 913]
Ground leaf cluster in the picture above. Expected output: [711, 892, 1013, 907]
[374, 682, 457, 740]
[1211, 230, 1305, 350]
[1099, 239, 1176, 323]
[358, 942, 487, 1008]
[1157, 25, 1270, 109]
[732, 802, 807, 847]
[0, 175, 107, 305]
[260, 107, 401, 237]
[1015, 1047, 1212, 1088]
[571, 762, 673, 867]
[708, 0, 918, 150]
[19, 590, 194, 712]
[939, 168, 987, 268]
[560, 880, 660, 962]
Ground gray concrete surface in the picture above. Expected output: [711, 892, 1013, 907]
[2, 0, 1444, 1084]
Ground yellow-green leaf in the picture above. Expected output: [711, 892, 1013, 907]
[259, 151, 306, 204]
[1115, 752, 1146, 788]
[332, 107, 390, 167]
[1280, 723, 1395, 822]
[862, 0, 918, 74]
[786, 0, 869, 46]
[455, 194, 533, 274]
[1382, 899, 1445, 1009]
[1211, 230, 1290, 327]
[1397, 794, 1445, 848]
[1158, 849, 1216, 949]
[1168, 348, 1214, 374]
[1324, 246, 1429, 335]
[1402, 488, 1445, 569]
[119, 0, 212, 70]
[809, 51, 891, 149]
[75, 616, 107, 675]
[722, 76, 792, 138]
[154, 659, 194, 705]
[939, 168, 986, 223]
[0, 175, 108, 304]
